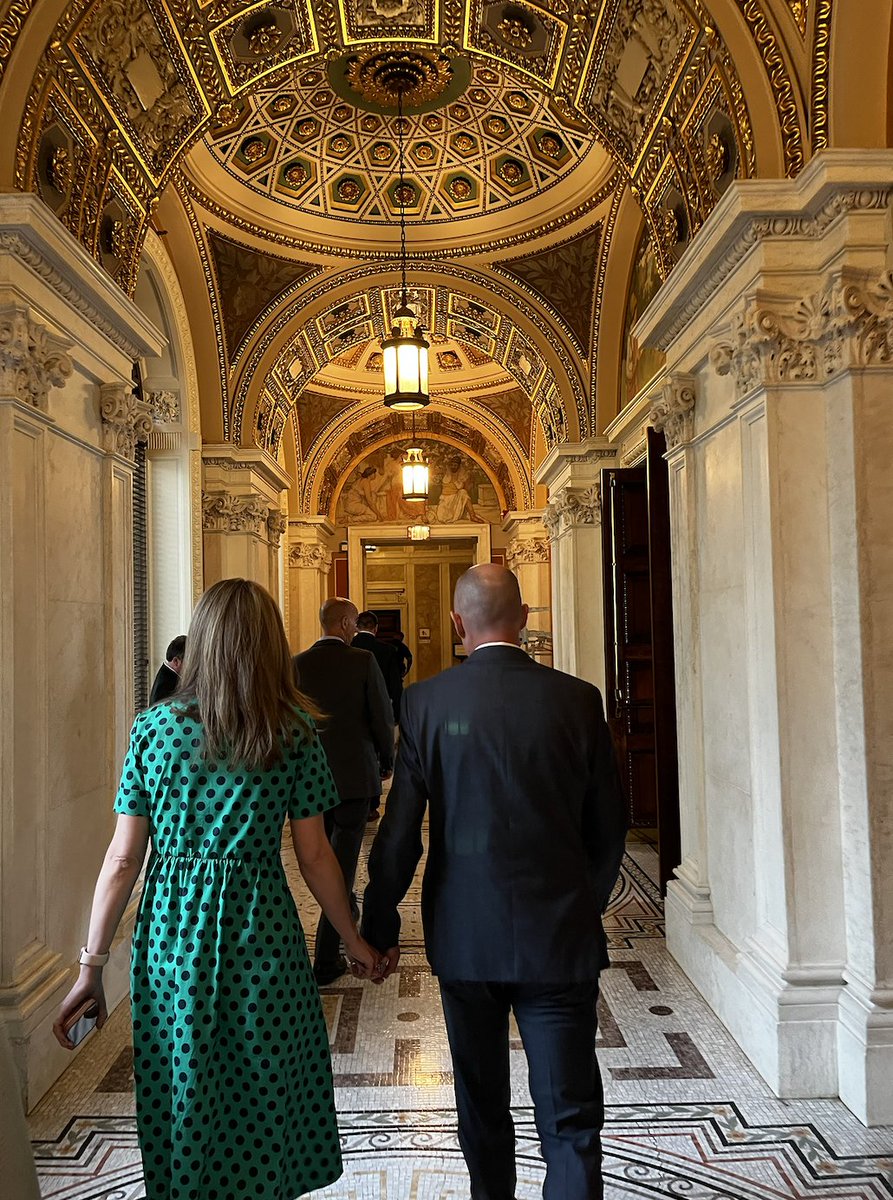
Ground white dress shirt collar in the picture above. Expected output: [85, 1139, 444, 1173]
[470, 641, 524, 654]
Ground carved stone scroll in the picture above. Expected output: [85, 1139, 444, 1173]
[201, 492, 269, 534]
[146, 389, 180, 423]
[543, 483, 601, 539]
[649, 374, 696, 449]
[288, 543, 332, 571]
[99, 382, 153, 458]
[710, 270, 893, 399]
[0, 306, 72, 410]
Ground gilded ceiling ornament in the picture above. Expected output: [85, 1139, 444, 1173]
[242, 138, 268, 163]
[539, 134, 562, 157]
[497, 15, 534, 50]
[705, 132, 728, 181]
[449, 178, 473, 200]
[345, 48, 453, 109]
[660, 206, 680, 245]
[271, 95, 293, 114]
[330, 134, 351, 153]
[336, 178, 362, 202]
[48, 145, 73, 193]
[284, 162, 309, 186]
[109, 218, 129, 259]
[246, 16, 283, 57]
[499, 160, 524, 183]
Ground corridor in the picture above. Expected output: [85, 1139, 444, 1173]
[29, 824, 893, 1200]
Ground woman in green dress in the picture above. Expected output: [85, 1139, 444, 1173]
[54, 578, 384, 1199]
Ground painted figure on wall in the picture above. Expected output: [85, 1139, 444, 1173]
[620, 228, 666, 405]
[336, 440, 500, 525]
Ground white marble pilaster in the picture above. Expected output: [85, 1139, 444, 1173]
[633, 149, 893, 1123]
[503, 511, 551, 664]
[201, 445, 292, 595]
[286, 518, 334, 653]
[537, 440, 615, 693]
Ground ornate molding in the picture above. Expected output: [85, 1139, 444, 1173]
[0, 232, 147, 359]
[201, 492, 269, 535]
[145, 389, 180, 423]
[506, 538, 551, 568]
[99, 383, 153, 458]
[0, 307, 72, 409]
[710, 271, 893, 398]
[288, 543, 332, 571]
[266, 510, 287, 548]
[652, 190, 893, 353]
[649, 375, 696, 450]
[543, 483, 601, 539]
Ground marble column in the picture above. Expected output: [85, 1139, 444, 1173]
[632, 149, 893, 1124]
[201, 445, 291, 595]
[537, 441, 615, 693]
[286, 518, 334, 653]
[503, 511, 552, 665]
[0, 195, 164, 1107]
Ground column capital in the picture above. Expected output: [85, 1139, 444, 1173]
[288, 543, 332, 572]
[0, 304, 72, 411]
[710, 268, 893, 401]
[649, 373, 697, 450]
[99, 382, 153, 459]
[543, 483, 601, 540]
[201, 492, 269, 535]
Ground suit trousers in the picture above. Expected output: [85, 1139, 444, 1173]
[313, 797, 372, 970]
[438, 979, 603, 1200]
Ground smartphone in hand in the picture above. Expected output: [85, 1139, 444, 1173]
[63, 1000, 99, 1047]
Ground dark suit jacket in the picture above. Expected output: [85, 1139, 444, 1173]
[362, 645, 627, 982]
[294, 639, 394, 801]
[148, 663, 179, 706]
[352, 631, 402, 708]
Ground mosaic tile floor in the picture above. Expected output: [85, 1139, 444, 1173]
[30, 825, 893, 1199]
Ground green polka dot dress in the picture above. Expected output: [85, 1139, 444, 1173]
[114, 702, 343, 1200]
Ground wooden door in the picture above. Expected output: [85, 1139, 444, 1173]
[602, 438, 681, 890]
[602, 466, 657, 828]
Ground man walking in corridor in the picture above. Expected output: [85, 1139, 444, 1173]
[362, 563, 627, 1200]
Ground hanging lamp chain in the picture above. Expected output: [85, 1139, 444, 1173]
[397, 89, 408, 308]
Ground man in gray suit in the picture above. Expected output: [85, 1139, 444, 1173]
[363, 564, 627, 1200]
[294, 598, 394, 985]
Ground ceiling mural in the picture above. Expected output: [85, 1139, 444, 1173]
[335, 439, 502, 526]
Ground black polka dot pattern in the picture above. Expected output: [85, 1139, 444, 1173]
[114, 703, 343, 1200]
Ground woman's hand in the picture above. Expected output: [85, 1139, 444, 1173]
[52, 970, 108, 1050]
[343, 934, 389, 981]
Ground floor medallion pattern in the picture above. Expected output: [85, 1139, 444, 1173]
[30, 831, 893, 1198]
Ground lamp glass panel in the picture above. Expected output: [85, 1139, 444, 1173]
[383, 344, 397, 397]
[396, 342, 420, 393]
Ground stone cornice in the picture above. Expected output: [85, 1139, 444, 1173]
[535, 437, 614, 491]
[634, 151, 893, 354]
[202, 443, 292, 493]
[0, 195, 164, 360]
[99, 383, 153, 460]
[710, 269, 893, 399]
[0, 306, 72, 410]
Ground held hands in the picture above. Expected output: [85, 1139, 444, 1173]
[343, 934, 390, 982]
[52, 968, 108, 1050]
[368, 945, 400, 984]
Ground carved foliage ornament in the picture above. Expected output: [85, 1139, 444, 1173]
[146, 389, 180, 423]
[0, 307, 72, 410]
[266, 510, 287, 547]
[288, 542, 332, 570]
[201, 492, 270, 535]
[710, 271, 893, 398]
[99, 383, 153, 458]
[543, 484, 601, 539]
[649, 375, 696, 449]
[507, 537, 550, 567]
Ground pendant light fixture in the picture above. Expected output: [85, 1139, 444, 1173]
[382, 87, 430, 410]
[401, 410, 429, 503]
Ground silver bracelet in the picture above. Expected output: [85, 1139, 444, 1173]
[78, 947, 109, 967]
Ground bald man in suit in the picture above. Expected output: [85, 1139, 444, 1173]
[363, 565, 627, 1200]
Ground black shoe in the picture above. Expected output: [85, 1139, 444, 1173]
[313, 957, 348, 986]
[367, 808, 380, 822]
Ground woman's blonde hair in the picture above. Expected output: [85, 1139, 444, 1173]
[175, 578, 320, 769]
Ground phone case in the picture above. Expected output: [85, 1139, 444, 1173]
[65, 1002, 99, 1047]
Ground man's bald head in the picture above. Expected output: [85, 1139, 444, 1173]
[452, 564, 527, 649]
[320, 597, 358, 638]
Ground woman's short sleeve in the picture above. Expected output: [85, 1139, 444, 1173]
[114, 716, 151, 817]
[289, 731, 341, 820]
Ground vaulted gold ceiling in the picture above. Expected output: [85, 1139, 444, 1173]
[0, 0, 847, 517]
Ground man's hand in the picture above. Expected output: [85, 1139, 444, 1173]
[370, 945, 400, 983]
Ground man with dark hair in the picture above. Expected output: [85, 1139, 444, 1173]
[363, 563, 627, 1200]
[295, 598, 394, 984]
[393, 631, 413, 679]
[353, 612, 403, 820]
[148, 635, 186, 706]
